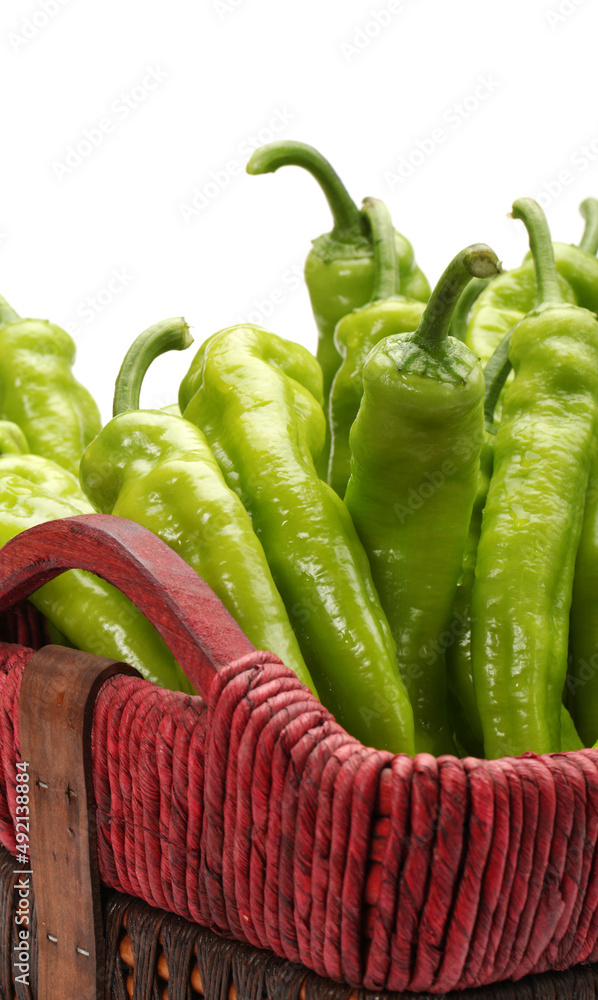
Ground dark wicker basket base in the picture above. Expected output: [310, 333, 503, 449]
[0, 848, 597, 1000]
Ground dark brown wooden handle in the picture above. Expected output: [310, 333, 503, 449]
[0, 514, 256, 698]
[19, 646, 141, 1000]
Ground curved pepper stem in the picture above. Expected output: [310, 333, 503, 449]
[361, 197, 400, 301]
[483, 329, 513, 431]
[511, 198, 564, 306]
[449, 276, 492, 343]
[579, 197, 598, 256]
[246, 140, 364, 242]
[0, 295, 20, 326]
[414, 244, 501, 354]
[113, 317, 193, 416]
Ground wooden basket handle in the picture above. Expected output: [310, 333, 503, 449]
[0, 513, 256, 698]
[19, 646, 142, 1000]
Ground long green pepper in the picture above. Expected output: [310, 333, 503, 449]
[0, 421, 29, 455]
[0, 453, 91, 507]
[471, 198, 598, 758]
[0, 294, 102, 475]
[568, 452, 598, 745]
[246, 141, 429, 475]
[80, 318, 315, 692]
[180, 324, 414, 753]
[456, 316, 585, 754]
[0, 474, 191, 691]
[445, 431, 494, 757]
[327, 197, 426, 497]
[464, 199, 598, 367]
[565, 201, 598, 748]
[345, 244, 500, 755]
[445, 401, 583, 754]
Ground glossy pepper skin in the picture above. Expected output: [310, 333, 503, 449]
[460, 326, 585, 754]
[0, 453, 91, 507]
[569, 454, 598, 745]
[471, 199, 598, 759]
[444, 417, 584, 754]
[246, 140, 429, 475]
[80, 318, 315, 693]
[344, 245, 500, 756]
[464, 199, 598, 366]
[445, 432, 493, 757]
[180, 324, 414, 754]
[0, 474, 189, 691]
[0, 295, 102, 475]
[328, 198, 425, 498]
[565, 207, 598, 748]
[0, 421, 29, 455]
[465, 260, 576, 366]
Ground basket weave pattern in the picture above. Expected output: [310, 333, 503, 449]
[1, 632, 598, 995]
[2, 844, 598, 999]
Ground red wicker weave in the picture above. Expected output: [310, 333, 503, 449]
[0, 513, 597, 995]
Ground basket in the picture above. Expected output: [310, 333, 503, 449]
[0, 512, 597, 998]
[2, 846, 598, 999]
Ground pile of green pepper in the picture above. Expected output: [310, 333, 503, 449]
[3, 140, 598, 760]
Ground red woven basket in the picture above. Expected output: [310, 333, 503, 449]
[0, 512, 596, 996]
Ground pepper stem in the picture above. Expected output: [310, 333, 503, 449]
[113, 317, 193, 416]
[579, 198, 598, 255]
[511, 198, 563, 306]
[449, 276, 492, 342]
[361, 197, 400, 301]
[414, 244, 501, 353]
[246, 140, 363, 241]
[0, 295, 20, 326]
[484, 329, 513, 431]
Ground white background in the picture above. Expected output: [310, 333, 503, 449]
[0, 0, 596, 421]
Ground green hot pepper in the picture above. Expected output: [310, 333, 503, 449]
[0, 474, 190, 691]
[465, 307, 585, 754]
[0, 453, 91, 507]
[0, 421, 29, 455]
[80, 318, 315, 692]
[445, 431, 494, 757]
[471, 199, 598, 758]
[344, 244, 500, 755]
[180, 324, 414, 754]
[568, 453, 598, 745]
[247, 140, 429, 474]
[0, 294, 102, 475]
[445, 404, 583, 755]
[465, 259, 576, 367]
[327, 198, 425, 498]
[537, 196, 598, 308]
[465, 198, 598, 366]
